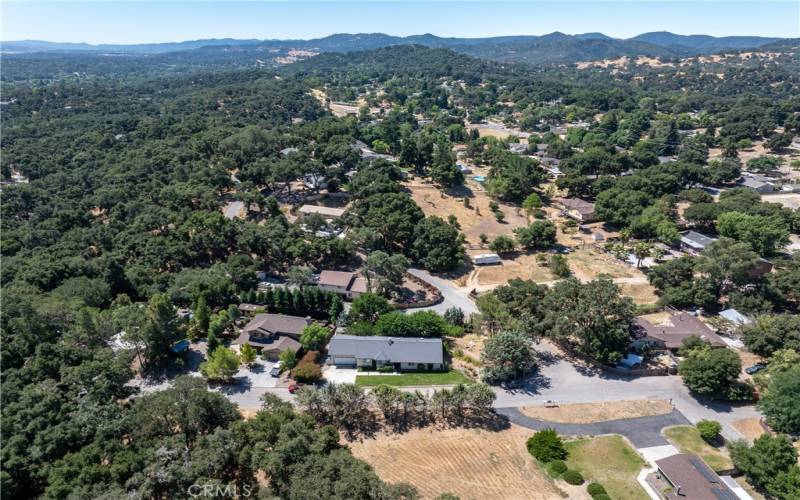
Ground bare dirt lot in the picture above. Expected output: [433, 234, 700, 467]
[567, 247, 637, 281]
[406, 176, 529, 245]
[762, 193, 800, 210]
[520, 400, 673, 424]
[349, 425, 568, 500]
[467, 253, 555, 288]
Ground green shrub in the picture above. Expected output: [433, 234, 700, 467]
[562, 469, 584, 485]
[546, 459, 567, 477]
[696, 419, 722, 441]
[592, 494, 611, 500]
[292, 362, 322, 383]
[587, 482, 607, 496]
[526, 428, 568, 463]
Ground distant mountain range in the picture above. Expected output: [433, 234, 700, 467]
[1, 31, 788, 66]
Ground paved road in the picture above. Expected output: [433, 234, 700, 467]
[224, 340, 761, 443]
[492, 340, 760, 442]
[497, 407, 690, 447]
[407, 268, 478, 315]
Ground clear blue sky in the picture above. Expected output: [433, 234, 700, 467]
[2, 1, 798, 44]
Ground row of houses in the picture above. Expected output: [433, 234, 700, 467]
[235, 311, 445, 370]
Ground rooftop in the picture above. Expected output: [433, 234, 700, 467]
[680, 231, 716, 250]
[240, 313, 311, 338]
[298, 205, 346, 218]
[635, 312, 726, 349]
[328, 335, 444, 364]
[656, 454, 737, 500]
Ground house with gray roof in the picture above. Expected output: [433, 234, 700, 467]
[327, 335, 444, 371]
[738, 176, 774, 194]
[679, 231, 716, 254]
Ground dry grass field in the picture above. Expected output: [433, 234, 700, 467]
[520, 400, 672, 424]
[567, 247, 637, 280]
[349, 426, 568, 500]
[732, 418, 767, 441]
[467, 253, 555, 287]
[406, 177, 529, 244]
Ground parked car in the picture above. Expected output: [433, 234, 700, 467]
[288, 383, 305, 394]
[270, 361, 283, 377]
[745, 363, 766, 375]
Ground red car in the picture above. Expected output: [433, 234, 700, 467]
[288, 383, 305, 394]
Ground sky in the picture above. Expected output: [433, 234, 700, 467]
[2, 1, 798, 44]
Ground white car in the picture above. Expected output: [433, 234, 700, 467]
[270, 361, 282, 377]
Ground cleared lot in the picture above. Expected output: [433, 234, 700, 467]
[349, 425, 566, 500]
[520, 400, 672, 424]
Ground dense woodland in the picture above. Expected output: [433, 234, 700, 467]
[2, 42, 800, 498]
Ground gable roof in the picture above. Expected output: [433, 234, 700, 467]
[319, 270, 357, 288]
[328, 335, 443, 364]
[298, 205, 346, 218]
[680, 230, 716, 250]
[635, 312, 726, 349]
[558, 197, 595, 215]
[242, 313, 310, 337]
[656, 454, 737, 500]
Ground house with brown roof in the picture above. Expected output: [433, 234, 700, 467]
[558, 198, 597, 223]
[633, 312, 727, 351]
[655, 454, 737, 500]
[298, 204, 346, 220]
[317, 270, 368, 299]
[236, 313, 311, 360]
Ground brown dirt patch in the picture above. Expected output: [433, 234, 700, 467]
[471, 253, 555, 286]
[520, 400, 673, 424]
[732, 418, 767, 441]
[348, 425, 567, 500]
[406, 177, 528, 245]
[567, 247, 637, 281]
[618, 282, 659, 304]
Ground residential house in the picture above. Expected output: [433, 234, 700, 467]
[509, 143, 528, 155]
[655, 454, 737, 500]
[327, 335, 444, 371]
[237, 313, 311, 360]
[280, 147, 299, 157]
[298, 204, 346, 220]
[317, 270, 368, 299]
[633, 312, 727, 351]
[558, 198, 597, 223]
[738, 176, 774, 194]
[679, 231, 716, 254]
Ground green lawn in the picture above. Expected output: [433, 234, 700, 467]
[355, 369, 469, 387]
[663, 426, 733, 472]
[565, 435, 648, 500]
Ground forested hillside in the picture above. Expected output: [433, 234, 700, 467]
[2, 42, 799, 498]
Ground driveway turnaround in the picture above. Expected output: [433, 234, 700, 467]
[497, 407, 691, 448]
[407, 268, 478, 315]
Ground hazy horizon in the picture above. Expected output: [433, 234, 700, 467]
[2, 1, 798, 45]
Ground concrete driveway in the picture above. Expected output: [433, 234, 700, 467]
[407, 268, 478, 315]
[234, 359, 279, 388]
[323, 365, 358, 384]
